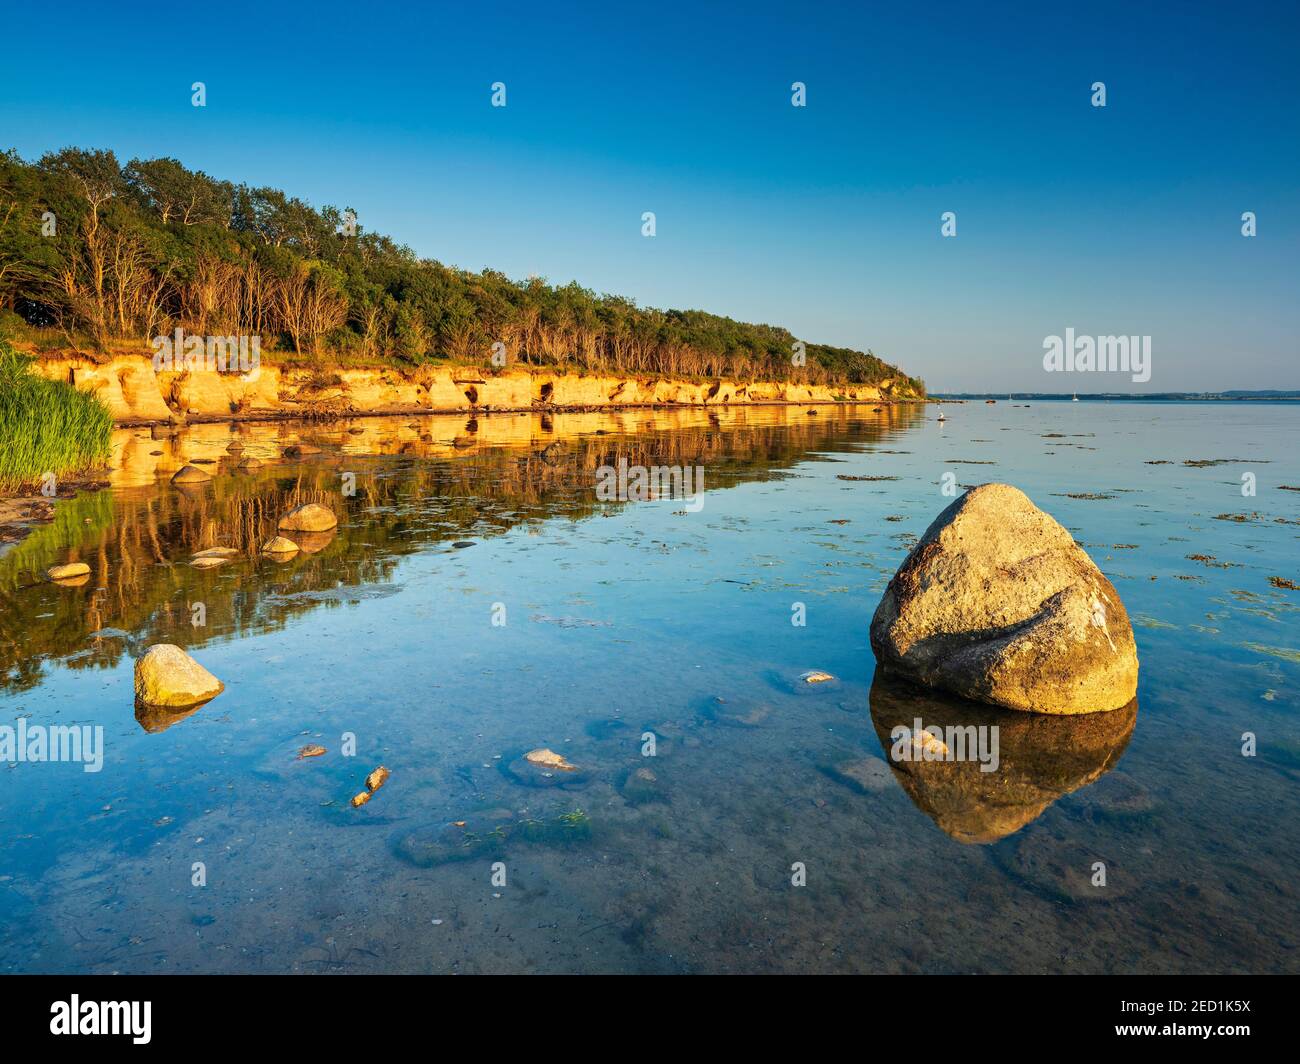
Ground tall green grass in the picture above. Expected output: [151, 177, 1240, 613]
[0, 340, 114, 493]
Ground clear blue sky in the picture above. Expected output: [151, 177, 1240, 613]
[2, 0, 1296, 391]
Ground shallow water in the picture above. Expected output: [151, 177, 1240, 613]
[1, 401, 1296, 974]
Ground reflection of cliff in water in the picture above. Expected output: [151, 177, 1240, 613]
[868, 671, 1138, 844]
[0, 404, 922, 691]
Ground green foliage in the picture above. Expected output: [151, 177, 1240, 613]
[0, 339, 113, 491]
[0, 148, 924, 393]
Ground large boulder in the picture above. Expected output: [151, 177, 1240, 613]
[870, 483, 1138, 714]
[278, 503, 337, 533]
[134, 644, 225, 708]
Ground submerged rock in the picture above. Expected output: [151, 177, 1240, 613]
[825, 756, 893, 794]
[621, 766, 663, 804]
[870, 483, 1138, 714]
[391, 817, 510, 866]
[998, 823, 1138, 901]
[171, 464, 211, 484]
[134, 644, 225, 708]
[584, 718, 631, 740]
[704, 697, 771, 728]
[192, 547, 239, 560]
[283, 443, 322, 457]
[391, 807, 589, 868]
[278, 503, 338, 533]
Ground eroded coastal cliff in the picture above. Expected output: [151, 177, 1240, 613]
[27, 352, 919, 424]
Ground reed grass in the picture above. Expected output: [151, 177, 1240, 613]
[0, 340, 114, 493]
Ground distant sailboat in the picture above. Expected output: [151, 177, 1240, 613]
[1072, 392, 1079, 402]
[937, 408, 946, 422]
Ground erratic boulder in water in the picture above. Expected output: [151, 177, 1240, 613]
[870, 483, 1138, 714]
[278, 503, 337, 533]
[134, 644, 225, 708]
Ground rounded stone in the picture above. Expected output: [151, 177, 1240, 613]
[870, 483, 1138, 714]
[278, 503, 338, 533]
[171, 464, 212, 484]
[134, 644, 225, 708]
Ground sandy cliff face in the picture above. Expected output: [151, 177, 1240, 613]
[30, 353, 910, 423]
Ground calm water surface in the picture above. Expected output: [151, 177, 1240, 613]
[1, 401, 1296, 973]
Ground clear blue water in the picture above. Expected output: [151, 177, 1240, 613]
[1, 401, 1296, 973]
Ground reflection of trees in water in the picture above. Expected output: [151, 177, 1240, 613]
[0, 408, 917, 691]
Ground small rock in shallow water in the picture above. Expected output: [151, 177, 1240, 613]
[278, 503, 337, 533]
[897, 729, 950, 763]
[504, 751, 590, 788]
[1072, 771, 1155, 821]
[621, 766, 663, 805]
[525, 748, 576, 771]
[261, 536, 299, 556]
[584, 718, 630, 740]
[46, 562, 91, 581]
[827, 757, 893, 793]
[703, 696, 770, 727]
[998, 823, 1137, 901]
[171, 464, 211, 484]
[365, 765, 390, 792]
[802, 670, 836, 684]
[134, 644, 225, 708]
[297, 744, 326, 760]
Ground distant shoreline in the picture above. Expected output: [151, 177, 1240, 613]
[933, 391, 1300, 403]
